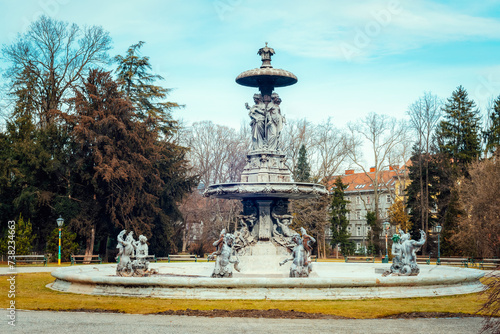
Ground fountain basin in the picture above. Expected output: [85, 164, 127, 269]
[50, 263, 485, 300]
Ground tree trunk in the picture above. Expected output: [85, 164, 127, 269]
[84, 227, 95, 263]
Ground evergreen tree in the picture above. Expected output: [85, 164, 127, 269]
[293, 144, 311, 182]
[329, 177, 351, 256]
[114, 41, 180, 136]
[405, 148, 439, 233]
[66, 69, 196, 256]
[484, 95, 500, 154]
[365, 210, 380, 255]
[433, 86, 481, 255]
[436, 85, 482, 169]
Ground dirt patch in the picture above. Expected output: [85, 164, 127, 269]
[156, 308, 350, 319]
[383, 312, 480, 319]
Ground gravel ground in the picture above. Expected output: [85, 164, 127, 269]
[0, 310, 489, 334]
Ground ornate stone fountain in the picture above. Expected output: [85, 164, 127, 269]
[203, 44, 328, 276]
[50, 44, 486, 299]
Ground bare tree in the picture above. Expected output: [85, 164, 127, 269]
[451, 153, 500, 258]
[347, 113, 408, 221]
[406, 92, 442, 234]
[280, 118, 314, 175]
[1, 15, 111, 127]
[311, 117, 351, 184]
[183, 120, 247, 187]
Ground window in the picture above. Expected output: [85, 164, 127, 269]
[357, 226, 361, 236]
[356, 243, 361, 250]
[356, 210, 361, 220]
[347, 226, 352, 232]
[356, 196, 360, 204]
[386, 194, 392, 203]
[346, 212, 350, 220]
[366, 196, 370, 204]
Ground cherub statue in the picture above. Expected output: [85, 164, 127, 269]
[131, 235, 150, 276]
[116, 230, 135, 277]
[383, 230, 426, 277]
[279, 228, 316, 277]
[211, 231, 241, 278]
[399, 230, 426, 276]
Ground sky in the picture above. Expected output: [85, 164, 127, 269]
[2, 0, 500, 135]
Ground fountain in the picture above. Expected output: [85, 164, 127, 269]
[50, 44, 486, 300]
[203, 42, 327, 277]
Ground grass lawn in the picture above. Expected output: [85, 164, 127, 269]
[0, 272, 493, 318]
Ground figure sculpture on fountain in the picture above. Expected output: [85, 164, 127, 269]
[116, 230, 155, 277]
[210, 230, 241, 278]
[279, 227, 316, 277]
[246, 93, 266, 151]
[116, 230, 135, 276]
[383, 230, 426, 276]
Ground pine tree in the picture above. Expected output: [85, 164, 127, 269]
[484, 95, 500, 154]
[436, 85, 482, 169]
[67, 69, 196, 256]
[405, 148, 439, 233]
[114, 41, 180, 136]
[293, 144, 311, 182]
[329, 177, 351, 257]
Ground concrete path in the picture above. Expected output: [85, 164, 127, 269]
[0, 310, 488, 334]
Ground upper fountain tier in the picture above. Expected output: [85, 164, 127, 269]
[235, 43, 297, 97]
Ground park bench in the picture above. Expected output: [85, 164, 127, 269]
[344, 256, 375, 263]
[416, 256, 431, 265]
[477, 259, 500, 270]
[157, 254, 198, 262]
[70, 254, 102, 265]
[13, 255, 47, 266]
[438, 257, 468, 267]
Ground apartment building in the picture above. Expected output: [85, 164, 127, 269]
[329, 165, 408, 253]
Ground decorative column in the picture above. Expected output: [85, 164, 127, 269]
[256, 200, 273, 240]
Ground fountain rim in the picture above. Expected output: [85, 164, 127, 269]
[203, 181, 329, 199]
[235, 67, 298, 88]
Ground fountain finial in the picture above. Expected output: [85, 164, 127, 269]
[258, 42, 275, 68]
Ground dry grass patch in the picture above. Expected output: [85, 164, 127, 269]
[0, 272, 490, 318]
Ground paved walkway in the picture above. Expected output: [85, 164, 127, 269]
[0, 310, 488, 334]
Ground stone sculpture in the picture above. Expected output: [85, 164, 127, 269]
[116, 230, 135, 277]
[210, 229, 241, 278]
[383, 230, 426, 276]
[246, 93, 266, 151]
[245, 92, 285, 152]
[279, 227, 316, 277]
[116, 230, 155, 277]
[266, 93, 285, 151]
[271, 212, 296, 248]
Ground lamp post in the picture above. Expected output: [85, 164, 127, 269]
[56, 216, 64, 265]
[436, 225, 442, 265]
[382, 221, 390, 263]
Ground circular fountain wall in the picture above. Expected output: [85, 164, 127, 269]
[50, 263, 485, 300]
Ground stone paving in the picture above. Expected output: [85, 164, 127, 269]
[0, 310, 488, 334]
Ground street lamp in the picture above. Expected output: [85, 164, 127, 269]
[382, 221, 390, 263]
[436, 225, 442, 265]
[56, 216, 64, 265]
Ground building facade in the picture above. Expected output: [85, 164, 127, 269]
[331, 166, 408, 253]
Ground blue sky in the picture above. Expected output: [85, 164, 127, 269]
[2, 0, 500, 130]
